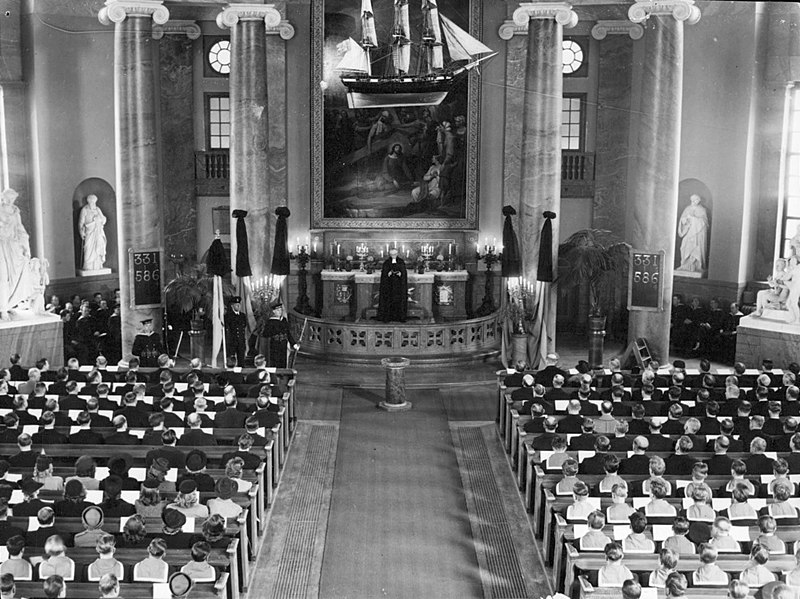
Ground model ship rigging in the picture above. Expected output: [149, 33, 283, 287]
[335, 0, 496, 109]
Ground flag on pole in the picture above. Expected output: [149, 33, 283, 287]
[206, 236, 230, 368]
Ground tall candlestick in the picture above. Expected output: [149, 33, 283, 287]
[337, 244, 340, 255]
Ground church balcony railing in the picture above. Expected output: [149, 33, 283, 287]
[195, 150, 230, 195]
[562, 150, 595, 198]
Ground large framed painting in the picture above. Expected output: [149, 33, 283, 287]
[311, 0, 486, 229]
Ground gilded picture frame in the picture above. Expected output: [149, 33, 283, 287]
[311, 0, 482, 229]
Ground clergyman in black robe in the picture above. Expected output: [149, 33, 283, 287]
[377, 248, 408, 322]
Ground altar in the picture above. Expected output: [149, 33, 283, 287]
[319, 269, 469, 323]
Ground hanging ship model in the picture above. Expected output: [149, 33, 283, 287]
[334, 0, 496, 109]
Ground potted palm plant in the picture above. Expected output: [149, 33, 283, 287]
[558, 229, 630, 367]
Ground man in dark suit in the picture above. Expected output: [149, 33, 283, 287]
[86, 396, 113, 428]
[529, 417, 560, 450]
[141, 412, 167, 446]
[646, 418, 675, 452]
[250, 395, 282, 429]
[0, 498, 25, 543]
[739, 415, 769, 450]
[7, 434, 37, 469]
[145, 430, 186, 469]
[697, 399, 721, 435]
[177, 413, 217, 446]
[627, 403, 650, 435]
[521, 404, 546, 434]
[745, 437, 775, 475]
[568, 418, 597, 451]
[48, 368, 70, 396]
[534, 353, 568, 388]
[215, 394, 248, 430]
[69, 411, 105, 445]
[545, 374, 572, 402]
[578, 436, 611, 475]
[762, 401, 784, 436]
[220, 434, 263, 470]
[771, 418, 798, 452]
[661, 403, 685, 435]
[703, 419, 743, 452]
[105, 415, 140, 445]
[705, 435, 733, 475]
[619, 436, 651, 475]
[158, 396, 186, 429]
[26, 506, 70, 548]
[32, 411, 67, 445]
[609, 421, 633, 451]
[665, 436, 699, 475]
[782, 385, 800, 417]
[114, 392, 150, 429]
[785, 433, 800, 474]
[557, 400, 585, 434]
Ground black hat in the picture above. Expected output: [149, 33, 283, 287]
[19, 477, 43, 495]
[108, 452, 133, 473]
[162, 508, 186, 530]
[150, 457, 170, 473]
[178, 479, 197, 494]
[168, 572, 194, 598]
[672, 360, 686, 370]
[142, 477, 160, 489]
[185, 449, 207, 472]
[230, 296, 242, 304]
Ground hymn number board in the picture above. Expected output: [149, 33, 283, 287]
[129, 249, 162, 308]
[627, 250, 664, 311]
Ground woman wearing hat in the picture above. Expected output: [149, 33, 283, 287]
[32, 455, 63, 492]
[11, 477, 47, 516]
[166, 480, 209, 519]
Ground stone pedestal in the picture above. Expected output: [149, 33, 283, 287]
[379, 357, 412, 412]
[77, 268, 112, 277]
[736, 314, 800, 367]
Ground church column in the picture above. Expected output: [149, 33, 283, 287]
[625, 0, 700, 362]
[217, 5, 283, 281]
[513, 2, 578, 354]
[99, 0, 170, 360]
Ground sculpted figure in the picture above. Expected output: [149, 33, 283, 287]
[78, 194, 107, 271]
[0, 188, 38, 318]
[676, 194, 709, 273]
[753, 258, 790, 317]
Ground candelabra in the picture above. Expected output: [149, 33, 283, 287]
[290, 244, 315, 316]
[475, 243, 502, 316]
[505, 277, 536, 334]
[355, 243, 369, 272]
[419, 243, 435, 272]
[250, 274, 282, 318]
[168, 253, 186, 278]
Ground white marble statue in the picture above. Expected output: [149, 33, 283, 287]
[676, 193, 709, 273]
[0, 188, 47, 318]
[786, 256, 800, 324]
[78, 194, 107, 272]
[753, 258, 790, 317]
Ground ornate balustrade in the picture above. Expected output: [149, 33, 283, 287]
[195, 150, 230, 194]
[289, 310, 502, 363]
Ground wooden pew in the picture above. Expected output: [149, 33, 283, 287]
[563, 545, 796, 595]
[12, 577, 229, 599]
[576, 576, 759, 599]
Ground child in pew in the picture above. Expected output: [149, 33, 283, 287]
[37, 535, 75, 581]
[721, 460, 757, 498]
[785, 545, 800, 587]
[739, 544, 777, 588]
[643, 478, 677, 518]
[682, 462, 714, 500]
[622, 578, 642, 599]
[133, 538, 169, 583]
[692, 543, 730, 586]
[648, 547, 679, 588]
[180, 541, 216, 582]
[597, 542, 634, 587]
[665, 572, 687, 599]
[87, 534, 124, 581]
[197, 514, 229, 550]
[0, 573, 16, 599]
[556, 459, 581, 496]
[0, 535, 32, 580]
[606, 483, 635, 524]
[623, 512, 655, 553]
[580, 510, 613, 550]
[597, 455, 625, 495]
[42, 574, 65, 598]
[683, 487, 717, 523]
[116, 514, 150, 549]
[98, 573, 120, 599]
[709, 516, 742, 553]
[767, 458, 796, 497]
[566, 481, 594, 521]
[663, 517, 697, 557]
[762, 480, 800, 524]
[755, 515, 787, 554]
[728, 580, 750, 599]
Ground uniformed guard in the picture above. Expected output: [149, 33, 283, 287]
[259, 300, 298, 369]
[131, 317, 165, 368]
[225, 296, 248, 367]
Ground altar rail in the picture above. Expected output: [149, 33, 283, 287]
[289, 310, 502, 362]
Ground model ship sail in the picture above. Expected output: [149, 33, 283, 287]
[335, 0, 496, 109]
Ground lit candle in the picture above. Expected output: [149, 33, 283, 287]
[296, 236, 300, 248]
[475, 242, 479, 254]
[448, 243, 452, 255]
[380, 249, 384, 258]
[406, 249, 409, 258]
[337, 244, 341, 255]
[386, 243, 389, 253]
[313, 241, 317, 253]
[288, 242, 293, 253]
[393, 240, 397, 248]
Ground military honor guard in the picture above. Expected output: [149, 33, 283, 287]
[259, 300, 298, 369]
[225, 296, 248, 367]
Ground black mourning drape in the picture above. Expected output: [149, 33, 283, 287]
[501, 205, 521, 278]
[271, 206, 291, 276]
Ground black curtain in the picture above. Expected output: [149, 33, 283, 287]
[271, 207, 291, 276]
[232, 209, 252, 277]
[537, 211, 556, 282]
[501, 205, 521, 278]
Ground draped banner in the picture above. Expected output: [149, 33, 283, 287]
[206, 237, 231, 368]
[232, 210, 257, 341]
[530, 211, 557, 369]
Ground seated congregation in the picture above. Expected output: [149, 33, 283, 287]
[499, 353, 800, 598]
[0, 349, 298, 598]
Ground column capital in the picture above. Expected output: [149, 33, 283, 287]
[628, 0, 701, 25]
[152, 20, 201, 40]
[591, 20, 644, 40]
[98, 0, 169, 26]
[216, 3, 282, 30]
[265, 19, 295, 40]
[511, 2, 578, 29]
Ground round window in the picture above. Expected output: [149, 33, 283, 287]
[208, 40, 231, 75]
[562, 39, 584, 75]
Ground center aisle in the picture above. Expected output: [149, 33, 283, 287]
[318, 388, 484, 598]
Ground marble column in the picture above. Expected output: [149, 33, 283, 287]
[513, 2, 577, 354]
[99, 0, 170, 360]
[217, 4, 283, 282]
[379, 357, 412, 412]
[626, 0, 701, 361]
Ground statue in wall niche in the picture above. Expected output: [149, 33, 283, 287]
[0, 187, 49, 319]
[78, 194, 107, 272]
[676, 193, 710, 274]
